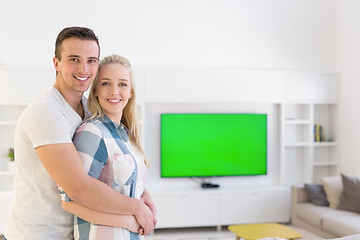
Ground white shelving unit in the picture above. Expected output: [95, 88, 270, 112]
[280, 102, 338, 186]
[0, 103, 27, 171]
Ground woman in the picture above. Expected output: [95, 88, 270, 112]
[60, 54, 151, 239]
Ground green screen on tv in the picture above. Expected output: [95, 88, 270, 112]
[160, 113, 267, 177]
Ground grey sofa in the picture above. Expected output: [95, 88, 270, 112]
[291, 185, 360, 239]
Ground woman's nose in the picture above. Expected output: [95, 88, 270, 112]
[111, 85, 119, 95]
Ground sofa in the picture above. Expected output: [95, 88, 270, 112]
[291, 174, 360, 238]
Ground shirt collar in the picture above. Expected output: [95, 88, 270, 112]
[103, 115, 130, 135]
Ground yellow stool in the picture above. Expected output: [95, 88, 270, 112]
[228, 223, 302, 240]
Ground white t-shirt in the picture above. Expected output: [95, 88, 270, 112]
[5, 86, 90, 240]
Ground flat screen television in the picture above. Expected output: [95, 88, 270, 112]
[160, 113, 267, 178]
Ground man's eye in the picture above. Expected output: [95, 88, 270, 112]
[70, 58, 78, 62]
[89, 60, 98, 63]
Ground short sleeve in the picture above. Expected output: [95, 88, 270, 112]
[21, 104, 73, 148]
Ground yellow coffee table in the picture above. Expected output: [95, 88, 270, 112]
[228, 223, 302, 240]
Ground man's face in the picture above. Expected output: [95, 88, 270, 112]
[53, 38, 99, 94]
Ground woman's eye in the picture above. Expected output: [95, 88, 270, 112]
[120, 83, 127, 87]
[102, 82, 110, 86]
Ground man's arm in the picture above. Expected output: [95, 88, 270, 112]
[141, 189, 157, 217]
[61, 200, 143, 234]
[36, 142, 155, 235]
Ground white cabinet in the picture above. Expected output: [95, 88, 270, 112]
[144, 71, 217, 103]
[151, 187, 290, 229]
[152, 190, 221, 228]
[0, 104, 27, 171]
[220, 189, 290, 225]
[280, 73, 339, 186]
[0, 191, 13, 234]
[216, 71, 284, 103]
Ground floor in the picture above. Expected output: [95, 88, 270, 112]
[0, 225, 323, 240]
[144, 225, 324, 240]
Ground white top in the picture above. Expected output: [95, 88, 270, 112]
[5, 87, 90, 240]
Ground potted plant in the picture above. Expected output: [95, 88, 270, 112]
[7, 148, 15, 171]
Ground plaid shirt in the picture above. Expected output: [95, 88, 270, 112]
[60, 115, 146, 240]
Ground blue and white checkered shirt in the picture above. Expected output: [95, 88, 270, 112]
[60, 115, 146, 240]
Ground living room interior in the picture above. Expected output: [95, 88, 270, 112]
[1, 0, 360, 239]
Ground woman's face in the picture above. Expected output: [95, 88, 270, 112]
[95, 63, 132, 123]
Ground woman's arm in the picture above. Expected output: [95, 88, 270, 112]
[62, 200, 142, 234]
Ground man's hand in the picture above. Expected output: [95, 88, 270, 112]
[134, 201, 156, 235]
[141, 189, 157, 217]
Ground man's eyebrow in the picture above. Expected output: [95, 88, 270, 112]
[67, 54, 80, 58]
[66, 55, 99, 60]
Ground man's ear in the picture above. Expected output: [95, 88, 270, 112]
[53, 57, 60, 71]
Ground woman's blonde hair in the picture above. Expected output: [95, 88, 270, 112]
[87, 54, 148, 166]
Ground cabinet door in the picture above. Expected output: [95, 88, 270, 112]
[220, 189, 290, 225]
[284, 73, 338, 102]
[216, 72, 284, 103]
[0, 193, 13, 234]
[144, 71, 216, 103]
[152, 193, 221, 228]
[0, 68, 54, 102]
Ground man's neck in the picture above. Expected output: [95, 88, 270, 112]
[53, 80, 85, 119]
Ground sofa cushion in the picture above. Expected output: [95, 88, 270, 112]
[293, 202, 348, 229]
[304, 183, 329, 206]
[323, 212, 360, 237]
[338, 174, 360, 213]
[332, 234, 360, 240]
[321, 175, 343, 209]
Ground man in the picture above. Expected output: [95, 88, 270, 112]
[5, 27, 156, 240]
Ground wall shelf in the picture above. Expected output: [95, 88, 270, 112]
[281, 102, 338, 185]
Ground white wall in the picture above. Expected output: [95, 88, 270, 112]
[336, 0, 360, 173]
[2, 1, 352, 175]
[0, 0, 336, 71]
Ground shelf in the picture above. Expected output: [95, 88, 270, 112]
[313, 162, 338, 167]
[285, 142, 311, 147]
[0, 171, 14, 176]
[313, 142, 337, 147]
[285, 120, 311, 124]
[0, 121, 17, 126]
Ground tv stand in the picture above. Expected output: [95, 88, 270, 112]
[150, 185, 290, 229]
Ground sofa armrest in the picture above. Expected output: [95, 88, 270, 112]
[292, 185, 310, 204]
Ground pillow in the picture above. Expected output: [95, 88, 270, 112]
[337, 174, 360, 212]
[304, 183, 329, 206]
[320, 175, 343, 209]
